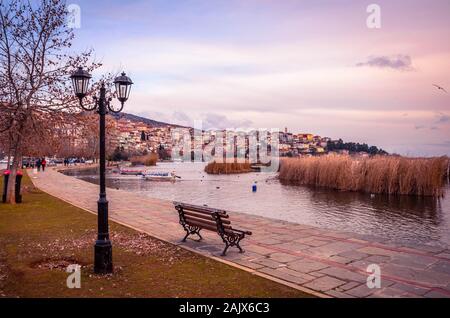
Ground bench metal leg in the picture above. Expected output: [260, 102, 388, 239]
[181, 231, 190, 242]
[221, 243, 230, 256]
[236, 242, 245, 253]
[220, 233, 245, 256]
[181, 226, 202, 242]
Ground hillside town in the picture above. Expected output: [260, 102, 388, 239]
[103, 113, 385, 160]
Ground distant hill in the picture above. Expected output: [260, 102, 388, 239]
[110, 112, 181, 128]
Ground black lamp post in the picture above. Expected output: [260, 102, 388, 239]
[70, 67, 133, 274]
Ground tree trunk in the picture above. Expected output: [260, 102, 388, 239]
[7, 151, 11, 170]
[6, 146, 21, 204]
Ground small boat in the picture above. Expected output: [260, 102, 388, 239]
[119, 167, 146, 175]
[142, 171, 180, 181]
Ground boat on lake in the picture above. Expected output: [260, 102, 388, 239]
[142, 171, 179, 181]
[119, 167, 146, 175]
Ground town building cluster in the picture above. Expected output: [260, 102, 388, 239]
[107, 115, 333, 159]
[278, 128, 331, 156]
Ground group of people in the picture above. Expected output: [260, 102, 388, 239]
[22, 157, 47, 171]
[35, 158, 47, 172]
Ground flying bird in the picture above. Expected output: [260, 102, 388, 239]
[433, 84, 448, 93]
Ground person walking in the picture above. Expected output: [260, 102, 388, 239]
[36, 158, 41, 172]
[41, 158, 47, 172]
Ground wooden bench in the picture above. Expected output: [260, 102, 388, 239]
[174, 202, 252, 256]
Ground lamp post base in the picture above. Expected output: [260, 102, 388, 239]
[94, 240, 113, 274]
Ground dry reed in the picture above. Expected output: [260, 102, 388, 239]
[130, 153, 158, 166]
[278, 154, 449, 197]
[205, 160, 253, 174]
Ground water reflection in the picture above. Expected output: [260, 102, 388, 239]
[64, 163, 450, 248]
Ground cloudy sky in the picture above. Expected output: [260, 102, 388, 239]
[71, 0, 450, 156]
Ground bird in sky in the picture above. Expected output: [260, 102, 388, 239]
[433, 84, 448, 93]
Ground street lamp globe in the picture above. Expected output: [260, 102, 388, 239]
[114, 72, 133, 105]
[70, 67, 92, 99]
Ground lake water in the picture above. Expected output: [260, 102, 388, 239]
[65, 162, 450, 249]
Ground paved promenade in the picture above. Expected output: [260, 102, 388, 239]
[29, 168, 450, 298]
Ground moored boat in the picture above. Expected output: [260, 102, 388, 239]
[119, 167, 146, 175]
[142, 171, 180, 181]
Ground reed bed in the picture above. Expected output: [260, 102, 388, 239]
[279, 154, 449, 197]
[130, 153, 158, 166]
[205, 161, 253, 174]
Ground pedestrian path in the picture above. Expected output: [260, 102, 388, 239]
[29, 168, 450, 298]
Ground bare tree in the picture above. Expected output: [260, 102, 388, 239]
[0, 0, 102, 203]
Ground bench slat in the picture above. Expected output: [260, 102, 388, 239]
[183, 210, 231, 224]
[185, 215, 232, 230]
[185, 219, 218, 232]
[174, 202, 228, 217]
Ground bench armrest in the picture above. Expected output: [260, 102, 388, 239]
[232, 228, 252, 235]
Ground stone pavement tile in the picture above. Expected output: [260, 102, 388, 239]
[238, 251, 262, 260]
[364, 255, 391, 264]
[308, 271, 326, 278]
[325, 290, 355, 298]
[300, 229, 328, 236]
[254, 238, 283, 245]
[303, 276, 346, 292]
[328, 255, 352, 264]
[259, 268, 313, 285]
[287, 258, 329, 273]
[233, 259, 265, 270]
[424, 290, 450, 298]
[252, 257, 286, 269]
[307, 242, 361, 258]
[268, 252, 299, 263]
[428, 260, 450, 275]
[245, 244, 275, 256]
[390, 254, 438, 270]
[294, 235, 332, 243]
[345, 284, 378, 298]
[289, 231, 317, 239]
[354, 234, 388, 244]
[336, 281, 360, 292]
[338, 250, 368, 261]
[390, 283, 430, 296]
[369, 287, 419, 298]
[276, 267, 316, 282]
[347, 259, 373, 271]
[268, 227, 293, 235]
[272, 242, 310, 252]
[356, 246, 399, 257]
[381, 263, 450, 287]
[317, 231, 351, 239]
[436, 252, 450, 259]
[275, 234, 304, 242]
[290, 225, 315, 231]
[347, 238, 369, 244]
[295, 238, 331, 247]
[196, 245, 224, 254]
[318, 267, 367, 283]
[414, 245, 447, 254]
